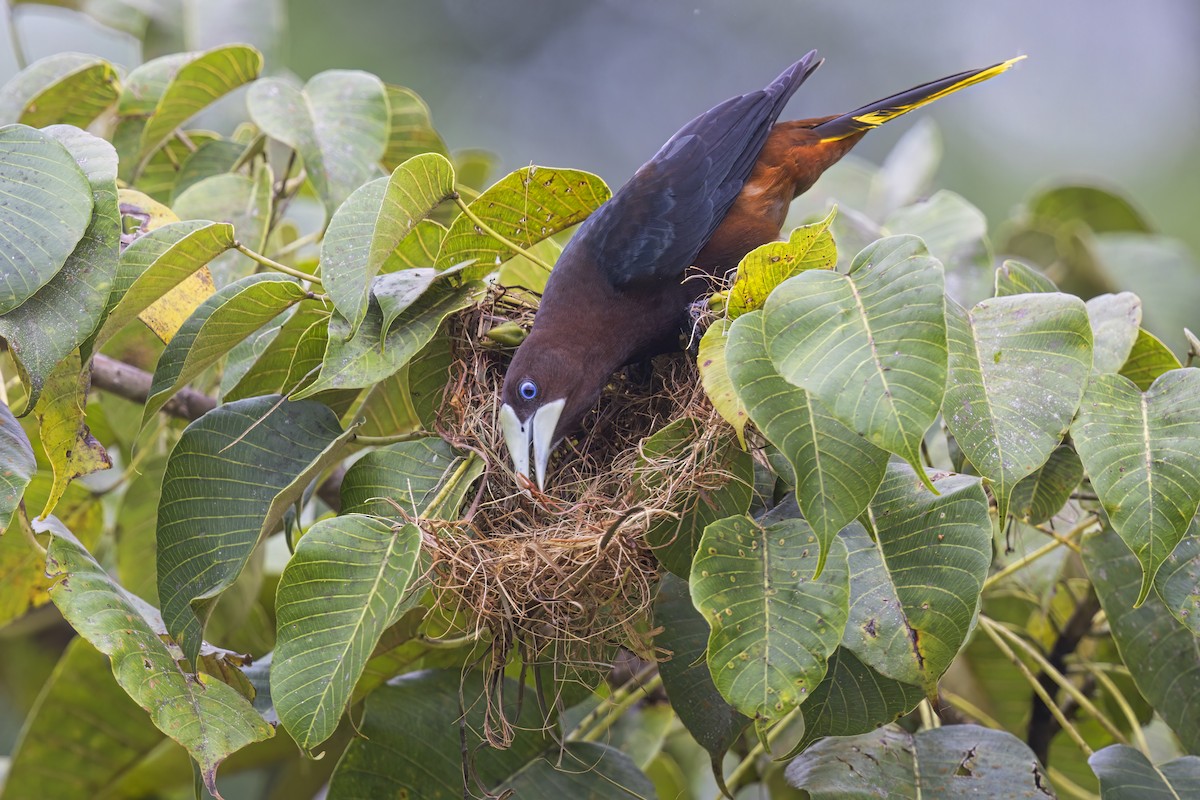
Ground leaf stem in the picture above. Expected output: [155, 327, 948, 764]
[983, 514, 1097, 590]
[939, 690, 1005, 729]
[235, 243, 322, 286]
[1082, 662, 1151, 756]
[568, 663, 657, 742]
[18, 510, 46, 558]
[579, 672, 663, 744]
[6, 6, 26, 70]
[354, 430, 433, 447]
[721, 706, 802, 798]
[453, 195, 555, 274]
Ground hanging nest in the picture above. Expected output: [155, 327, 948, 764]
[423, 284, 743, 687]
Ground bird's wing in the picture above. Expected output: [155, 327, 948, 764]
[578, 51, 822, 290]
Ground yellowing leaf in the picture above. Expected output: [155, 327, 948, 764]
[727, 207, 837, 318]
[697, 319, 746, 446]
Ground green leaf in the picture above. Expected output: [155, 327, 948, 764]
[172, 138, 247, 201]
[96, 219, 235, 346]
[727, 310, 888, 574]
[841, 463, 991, 694]
[0, 399, 35, 521]
[764, 235, 947, 490]
[295, 279, 481, 397]
[247, 70, 389, 213]
[1094, 233, 1200, 350]
[223, 303, 330, 401]
[1088, 292, 1142, 374]
[321, 153, 455, 331]
[883, 189, 991, 273]
[171, 165, 273, 285]
[0, 52, 119, 128]
[994, 259, 1058, 297]
[273, 515, 422, 749]
[698, 319, 747, 446]
[786, 724, 1052, 798]
[1083, 525, 1200, 752]
[157, 396, 348, 666]
[1120, 328, 1182, 391]
[353, 334, 450, 436]
[1090, 744, 1200, 798]
[942, 293, 1092, 521]
[0, 124, 94, 314]
[638, 418, 754, 579]
[341, 441, 479, 524]
[141, 274, 309, 425]
[132, 45, 263, 166]
[386, 218, 447, 269]
[690, 515, 850, 725]
[1028, 185, 1151, 234]
[725, 208, 837, 319]
[374, 269, 444, 337]
[44, 520, 273, 796]
[654, 573, 749, 767]
[0, 126, 118, 407]
[134, 130, 221, 203]
[1154, 521, 1200, 636]
[437, 165, 611, 277]
[1073, 369, 1200, 603]
[495, 743, 655, 798]
[382, 84, 449, 169]
[1009, 443, 1084, 525]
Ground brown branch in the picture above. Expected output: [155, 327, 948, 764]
[90, 354, 343, 510]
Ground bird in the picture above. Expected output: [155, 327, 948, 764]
[500, 50, 1023, 491]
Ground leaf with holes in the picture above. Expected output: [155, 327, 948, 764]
[247, 70, 389, 213]
[840, 462, 991, 694]
[1120, 328, 1182, 391]
[725, 208, 837, 318]
[764, 235, 947, 491]
[727, 310, 888, 576]
[437, 165, 610, 278]
[691, 515, 849, 725]
[942, 293, 1092, 521]
[0, 53, 119, 128]
[1154, 521, 1200, 636]
[1073, 370, 1200, 603]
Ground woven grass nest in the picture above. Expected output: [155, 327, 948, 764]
[423, 285, 742, 682]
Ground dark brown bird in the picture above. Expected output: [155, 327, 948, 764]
[501, 51, 1022, 490]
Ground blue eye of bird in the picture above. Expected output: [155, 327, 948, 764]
[519, 380, 538, 401]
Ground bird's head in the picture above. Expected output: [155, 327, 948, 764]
[499, 335, 604, 491]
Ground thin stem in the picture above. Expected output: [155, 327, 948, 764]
[579, 673, 662, 743]
[453, 195, 554, 274]
[271, 229, 323, 259]
[1047, 767, 1100, 800]
[568, 663, 657, 741]
[978, 616, 1093, 756]
[1083, 663, 1151, 756]
[6, 5, 26, 70]
[18, 511, 46, 558]
[354, 430, 432, 447]
[235, 243, 322, 286]
[721, 707, 802, 798]
[940, 690, 1005, 729]
[984, 514, 1097, 590]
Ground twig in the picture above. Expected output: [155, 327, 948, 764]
[234, 242, 323, 286]
[567, 662, 658, 742]
[721, 707, 801, 798]
[6, 5, 26, 70]
[983, 514, 1097, 591]
[1083, 663, 1151, 756]
[453, 195, 555, 274]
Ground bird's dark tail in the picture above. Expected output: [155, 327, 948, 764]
[813, 55, 1025, 142]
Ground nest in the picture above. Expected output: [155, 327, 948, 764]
[424, 285, 738, 689]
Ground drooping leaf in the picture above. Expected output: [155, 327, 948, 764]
[764, 235, 947, 489]
[1087, 292, 1142, 374]
[725, 208, 837, 319]
[44, 520, 273, 796]
[157, 396, 349, 666]
[942, 293, 1092, 521]
[0, 127, 119, 407]
[1008, 443, 1085, 525]
[171, 164, 273, 285]
[1090, 744, 1200, 799]
[690, 515, 850, 725]
[353, 334, 450, 437]
[994, 259, 1058, 297]
[0, 399, 35, 521]
[727, 310, 888, 575]
[0, 124, 93, 314]
[697, 319, 747, 446]
[1072, 370, 1200, 604]
[141, 273, 309, 425]
[340, 437, 480, 521]
[273, 515, 423, 749]
[34, 353, 111, 517]
[437, 164, 611, 278]
[247, 70, 389, 213]
[842, 463, 991, 694]
[1154, 521, 1200, 636]
[0, 53, 119, 128]
[223, 303, 330, 401]
[1119, 328, 1182, 391]
[321, 154, 456, 331]
[1083, 525, 1200, 753]
[786, 724, 1052, 798]
[382, 84, 448, 169]
[295, 280, 481, 397]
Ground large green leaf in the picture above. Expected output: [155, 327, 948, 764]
[0, 124, 93, 314]
[0, 52, 119, 128]
[1009, 443, 1084, 526]
[247, 70, 389, 213]
[1073, 370, 1200, 603]
[942, 293, 1092, 521]
[1083, 526, 1200, 752]
[321, 153, 456, 331]
[727, 310, 888, 574]
[171, 165, 273, 285]
[340, 437, 480, 521]
[273, 515, 422, 749]
[157, 396, 349, 666]
[437, 165, 610, 277]
[638, 418, 754, 579]
[141, 273, 309, 425]
[382, 84, 448, 169]
[1154, 521, 1200, 635]
[724, 208, 837, 319]
[840, 463, 992, 694]
[295, 279, 481, 396]
[223, 303, 330, 401]
[0, 399, 35, 521]
[764, 235, 947, 489]
[786, 724, 1052, 798]
[1090, 744, 1200, 799]
[1088, 292, 1142, 374]
[45, 521, 273, 796]
[1120, 328, 1182, 391]
[690, 515, 850, 726]
[654, 573, 748, 769]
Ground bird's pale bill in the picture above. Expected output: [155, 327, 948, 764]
[499, 398, 564, 491]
